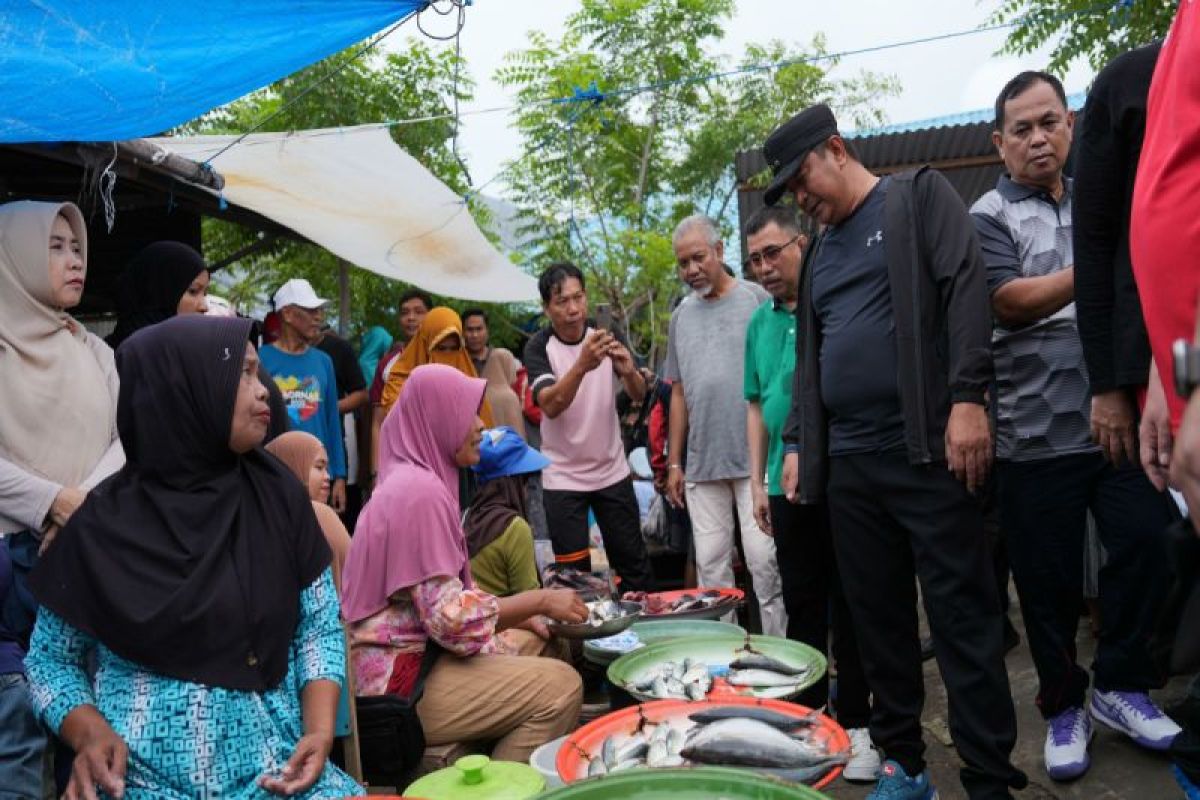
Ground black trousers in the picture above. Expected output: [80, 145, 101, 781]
[769, 496, 870, 728]
[543, 475, 654, 592]
[829, 452, 1025, 799]
[996, 452, 1172, 718]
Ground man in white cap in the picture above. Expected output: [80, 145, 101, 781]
[260, 278, 347, 510]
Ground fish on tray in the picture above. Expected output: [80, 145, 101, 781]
[622, 589, 726, 615]
[687, 705, 823, 730]
[630, 658, 713, 700]
[579, 708, 844, 785]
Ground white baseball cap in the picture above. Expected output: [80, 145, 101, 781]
[272, 278, 329, 311]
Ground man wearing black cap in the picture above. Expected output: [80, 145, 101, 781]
[770, 104, 1026, 800]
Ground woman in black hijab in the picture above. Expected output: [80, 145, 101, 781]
[25, 315, 362, 800]
[106, 241, 288, 441]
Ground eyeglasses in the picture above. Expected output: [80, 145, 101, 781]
[745, 235, 800, 268]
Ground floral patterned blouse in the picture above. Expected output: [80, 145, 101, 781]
[348, 575, 516, 697]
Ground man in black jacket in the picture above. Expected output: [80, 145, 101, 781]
[768, 104, 1025, 800]
[1074, 42, 1162, 464]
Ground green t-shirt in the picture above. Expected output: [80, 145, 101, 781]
[468, 517, 540, 598]
[743, 299, 797, 496]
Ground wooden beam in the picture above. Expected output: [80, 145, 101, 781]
[209, 234, 280, 272]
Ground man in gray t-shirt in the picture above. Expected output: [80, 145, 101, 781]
[972, 71, 1177, 782]
[664, 214, 786, 637]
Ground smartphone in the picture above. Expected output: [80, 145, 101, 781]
[595, 303, 613, 332]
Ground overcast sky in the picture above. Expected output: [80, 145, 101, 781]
[405, 0, 1095, 197]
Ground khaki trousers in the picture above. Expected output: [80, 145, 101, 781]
[416, 631, 582, 762]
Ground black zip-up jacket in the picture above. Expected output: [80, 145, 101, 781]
[1074, 41, 1161, 393]
[782, 166, 994, 504]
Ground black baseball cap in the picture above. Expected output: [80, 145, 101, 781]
[762, 104, 840, 206]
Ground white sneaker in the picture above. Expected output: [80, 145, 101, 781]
[1091, 689, 1182, 751]
[843, 727, 882, 782]
[1044, 706, 1092, 781]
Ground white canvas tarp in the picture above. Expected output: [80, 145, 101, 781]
[150, 126, 539, 302]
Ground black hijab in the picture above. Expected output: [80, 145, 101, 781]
[105, 241, 289, 442]
[31, 315, 330, 692]
[463, 475, 529, 559]
[107, 241, 208, 349]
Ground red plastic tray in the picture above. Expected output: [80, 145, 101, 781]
[555, 696, 850, 790]
[634, 588, 745, 620]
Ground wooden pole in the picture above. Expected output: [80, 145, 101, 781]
[337, 259, 350, 337]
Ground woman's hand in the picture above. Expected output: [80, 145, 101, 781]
[258, 732, 333, 796]
[519, 615, 552, 640]
[64, 716, 128, 800]
[49, 486, 87, 528]
[539, 588, 588, 624]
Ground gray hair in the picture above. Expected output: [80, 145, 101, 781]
[672, 214, 722, 249]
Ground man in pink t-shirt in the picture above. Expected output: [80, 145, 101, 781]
[524, 263, 654, 591]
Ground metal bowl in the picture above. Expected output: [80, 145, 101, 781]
[548, 600, 644, 640]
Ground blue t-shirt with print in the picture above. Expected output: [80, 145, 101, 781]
[259, 345, 346, 479]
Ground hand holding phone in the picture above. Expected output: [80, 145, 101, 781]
[595, 303, 612, 332]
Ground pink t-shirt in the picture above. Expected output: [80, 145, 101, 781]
[524, 326, 630, 492]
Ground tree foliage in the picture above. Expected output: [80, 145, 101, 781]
[185, 40, 534, 348]
[496, 0, 897, 363]
[992, 0, 1176, 74]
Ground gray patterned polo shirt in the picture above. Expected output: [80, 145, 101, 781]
[970, 175, 1099, 462]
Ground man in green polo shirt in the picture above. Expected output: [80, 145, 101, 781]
[743, 205, 878, 783]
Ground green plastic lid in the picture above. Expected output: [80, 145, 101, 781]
[405, 755, 545, 800]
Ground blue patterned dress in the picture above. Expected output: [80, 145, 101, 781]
[26, 570, 363, 799]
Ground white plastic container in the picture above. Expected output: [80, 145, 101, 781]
[529, 734, 568, 788]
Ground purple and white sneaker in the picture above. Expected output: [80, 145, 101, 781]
[1091, 689, 1182, 750]
[1044, 706, 1092, 781]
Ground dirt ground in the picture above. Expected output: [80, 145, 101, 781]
[821, 612, 1189, 800]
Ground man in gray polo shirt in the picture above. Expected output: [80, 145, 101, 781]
[664, 214, 786, 637]
[972, 70, 1178, 783]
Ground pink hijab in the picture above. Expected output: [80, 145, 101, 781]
[340, 363, 487, 623]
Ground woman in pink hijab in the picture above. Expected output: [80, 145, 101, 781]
[341, 363, 585, 762]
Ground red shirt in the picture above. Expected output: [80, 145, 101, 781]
[1131, 1, 1200, 432]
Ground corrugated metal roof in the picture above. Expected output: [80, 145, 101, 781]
[846, 91, 1086, 138]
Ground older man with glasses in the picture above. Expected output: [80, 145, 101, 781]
[260, 278, 347, 510]
[663, 214, 786, 637]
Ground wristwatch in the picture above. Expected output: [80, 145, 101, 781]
[1172, 338, 1200, 399]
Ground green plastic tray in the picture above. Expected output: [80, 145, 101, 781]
[607, 634, 826, 702]
[533, 766, 830, 799]
[582, 619, 746, 666]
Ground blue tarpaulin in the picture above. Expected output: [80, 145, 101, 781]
[0, 1, 426, 143]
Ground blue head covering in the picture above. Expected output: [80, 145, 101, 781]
[358, 325, 393, 384]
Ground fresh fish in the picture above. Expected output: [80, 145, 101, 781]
[729, 653, 809, 676]
[681, 718, 825, 768]
[666, 726, 686, 756]
[610, 758, 643, 772]
[601, 735, 619, 768]
[649, 723, 671, 746]
[614, 734, 648, 764]
[688, 706, 822, 730]
[685, 680, 707, 701]
[751, 754, 849, 785]
[587, 757, 608, 777]
[587, 599, 622, 626]
[727, 668, 807, 688]
[645, 739, 670, 768]
[682, 662, 710, 683]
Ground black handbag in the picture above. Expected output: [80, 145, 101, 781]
[355, 641, 443, 787]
